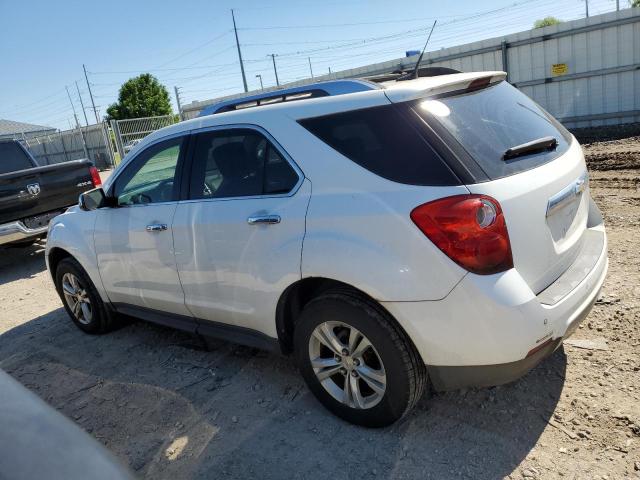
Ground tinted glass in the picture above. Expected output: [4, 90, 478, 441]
[413, 81, 572, 180]
[0, 142, 33, 174]
[298, 104, 459, 186]
[114, 138, 182, 205]
[189, 129, 298, 200]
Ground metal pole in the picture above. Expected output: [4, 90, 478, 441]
[75, 81, 89, 127]
[501, 40, 509, 81]
[174, 86, 184, 121]
[231, 9, 248, 93]
[585, 0, 589, 18]
[65, 86, 89, 160]
[308, 57, 314, 78]
[256, 74, 264, 90]
[270, 54, 280, 86]
[616, 0, 619, 10]
[328, 67, 332, 78]
[83, 64, 101, 124]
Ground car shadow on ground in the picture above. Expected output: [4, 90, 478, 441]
[0, 241, 47, 285]
[0, 299, 567, 480]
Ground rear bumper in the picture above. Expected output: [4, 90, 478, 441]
[0, 221, 48, 246]
[382, 224, 607, 391]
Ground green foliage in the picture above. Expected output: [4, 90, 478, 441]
[632, 0, 640, 8]
[533, 16, 563, 29]
[106, 74, 172, 120]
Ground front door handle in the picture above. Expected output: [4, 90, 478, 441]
[247, 215, 281, 225]
[146, 223, 168, 232]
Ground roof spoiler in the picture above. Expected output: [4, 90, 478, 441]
[384, 71, 507, 104]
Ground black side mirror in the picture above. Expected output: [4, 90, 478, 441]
[79, 187, 114, 211]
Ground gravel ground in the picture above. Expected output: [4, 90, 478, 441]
[0, 140, 639, 479]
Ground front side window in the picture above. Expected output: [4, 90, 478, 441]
[114, 137, 183, 205]
[189, 129, 299, 200]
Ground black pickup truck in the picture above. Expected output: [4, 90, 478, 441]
[0, 140, 101, 247]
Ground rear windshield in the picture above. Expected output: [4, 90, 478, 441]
[413, 81, 572, 180]
[298, 104, 460, 186]
[0, 142, 33, 174]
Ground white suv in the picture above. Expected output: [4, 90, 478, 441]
[46, 72, 607, 427]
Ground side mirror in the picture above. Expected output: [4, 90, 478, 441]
[79, 188, 115, 211]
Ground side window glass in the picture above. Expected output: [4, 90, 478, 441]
[189, 129, 298, 200]
[115, 138, 182, 205]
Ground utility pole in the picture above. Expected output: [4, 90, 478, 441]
[585, 0, 589, 17]
[83, 64, 100, 123]
[308, 57, 314, 78]
[75, 81, 89, 127]
[270, 54, 280, 86]
[256, 74, 264, 91]
[65, 85, 89, 159]
[174, 86, 184, 121]
[616, 0, 619, 10]
[231, 9, 248, 93]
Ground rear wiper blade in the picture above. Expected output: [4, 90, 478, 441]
[503, 136, 558, 161]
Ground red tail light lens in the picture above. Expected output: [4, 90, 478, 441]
[410, 194, 513, 275]
[89, 166, 102, 187]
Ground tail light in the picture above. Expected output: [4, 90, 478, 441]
[89, 166, 102, 187]
[410, 194, 513, 275]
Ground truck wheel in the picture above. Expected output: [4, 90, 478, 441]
[294, 289, 427, 427]
[55, 258, 115, 334]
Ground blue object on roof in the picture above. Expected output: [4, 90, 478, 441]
[198, 79, 380, 117]
[405, 50, 421, 57]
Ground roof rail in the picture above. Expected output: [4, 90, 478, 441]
[198, 79, 380, 117]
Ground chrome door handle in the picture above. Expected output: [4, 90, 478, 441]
[146, 223, 168, 232]
[247, 215, 281, 225]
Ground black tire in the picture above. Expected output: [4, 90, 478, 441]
[294, 289, 428, 427]
[54, 257, 115, 334]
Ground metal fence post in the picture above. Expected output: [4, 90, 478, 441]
[501, 40, 509, 81]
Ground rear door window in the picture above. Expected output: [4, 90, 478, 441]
[412, 81, 572, 180]
[298, 104, 460, 186]
[188, 128, 299, 200]
[0, 142, 34, 174]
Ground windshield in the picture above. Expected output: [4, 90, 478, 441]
[0, 142, 33, 174]
[413, 81, 572, 180]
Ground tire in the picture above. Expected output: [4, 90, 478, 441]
[54, 257, 115, 334]
[294, 289, 427, 427]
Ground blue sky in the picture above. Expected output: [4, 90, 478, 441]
[0, 0, 621, 130]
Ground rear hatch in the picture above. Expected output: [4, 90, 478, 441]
[388, 77, 589, 293]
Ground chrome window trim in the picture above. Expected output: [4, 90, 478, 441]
[179, 123, 305, 204]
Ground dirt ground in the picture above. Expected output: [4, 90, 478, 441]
[0, 138, 639, 480]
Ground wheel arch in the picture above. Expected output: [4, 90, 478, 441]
[275, 276, 420, 358]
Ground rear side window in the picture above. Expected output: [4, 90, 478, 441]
[298, 104, 459, 186]
[413, 81, 572, 180]
[0, 142, 33, 174]
[188, 129, 299, 200]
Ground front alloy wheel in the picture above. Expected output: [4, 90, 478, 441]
[61, 272, 93, 325]
[309, 321, 386, 409]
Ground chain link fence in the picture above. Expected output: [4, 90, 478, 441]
[110, 115, 177, 162]
[22, 122, 114, 170]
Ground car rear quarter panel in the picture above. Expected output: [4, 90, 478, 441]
[273, 116, 469, 302]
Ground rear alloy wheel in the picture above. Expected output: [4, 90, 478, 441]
[309, 321, 386, 409]
[295, 289, 427, 427]
[55, 257, 115, 334]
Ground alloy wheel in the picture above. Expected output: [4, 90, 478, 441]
[61, 272, 93, 325]
[308, 321, 386, 409]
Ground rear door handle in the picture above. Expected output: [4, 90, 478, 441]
[247, 215, 281, 225]
[146, 223, 168, 232]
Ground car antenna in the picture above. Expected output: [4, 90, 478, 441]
[410, 20, 437, 79]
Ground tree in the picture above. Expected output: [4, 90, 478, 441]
[632, 0, 640, 7]
[106, 74, 172, 120]
[533, 17, 563, 29]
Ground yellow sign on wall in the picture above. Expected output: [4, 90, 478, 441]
[551, 63, 569, 76]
